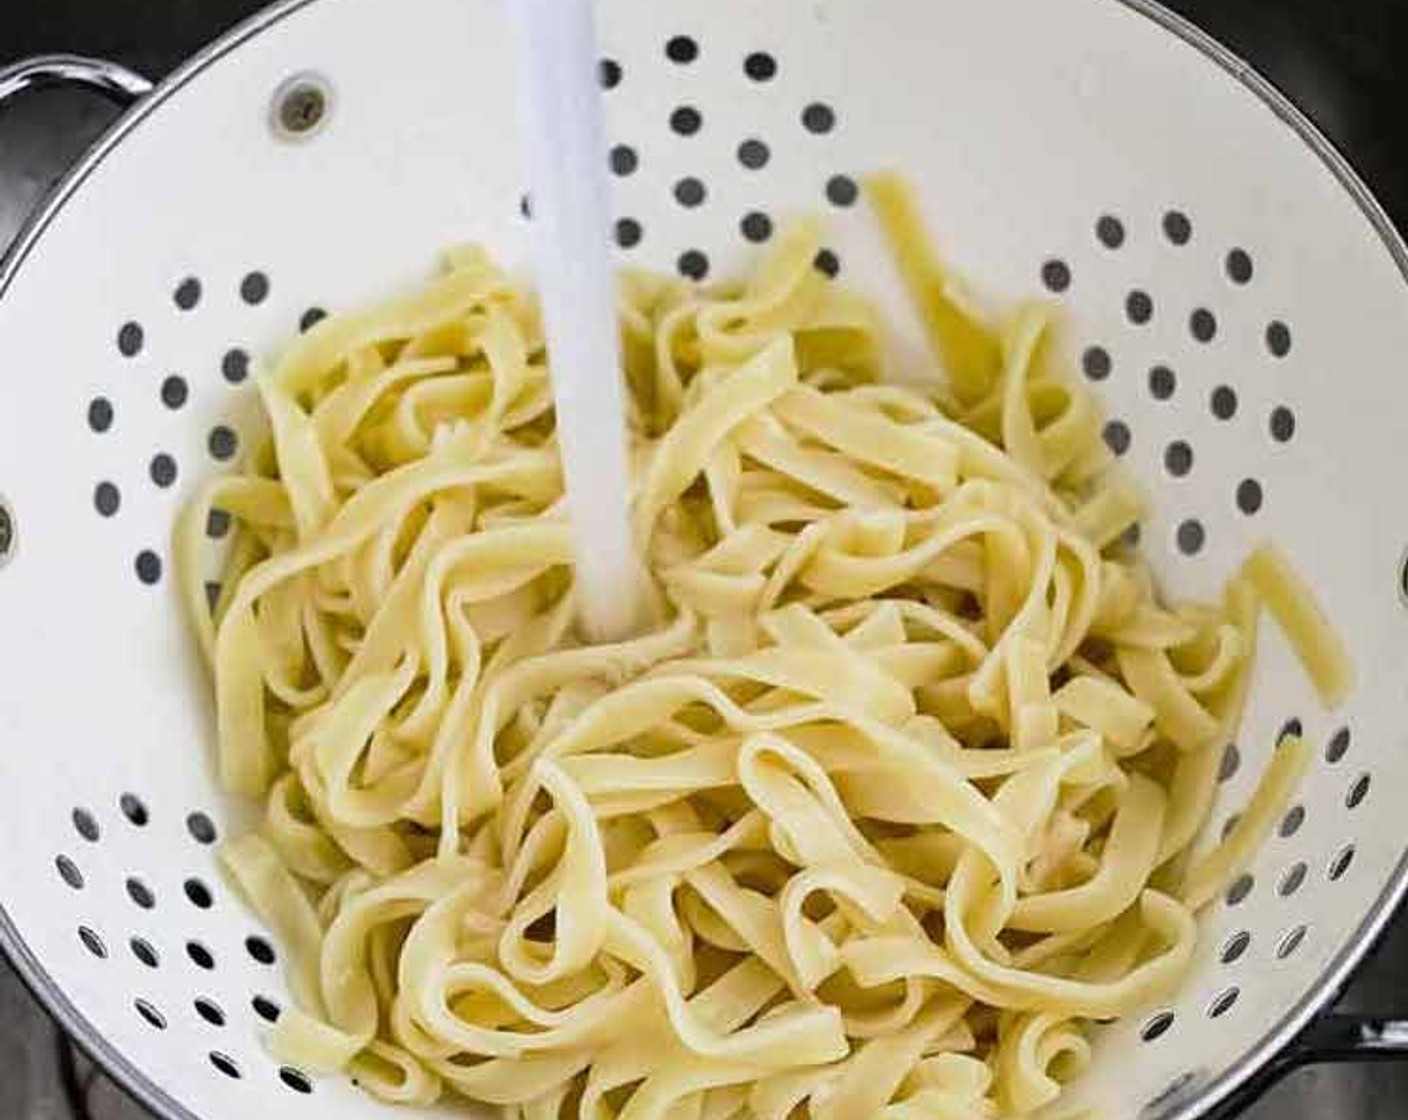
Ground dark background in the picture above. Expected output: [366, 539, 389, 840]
[3, 2, 1408, 1118]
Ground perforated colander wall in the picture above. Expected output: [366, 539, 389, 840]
[2, 2, 1408, 1120]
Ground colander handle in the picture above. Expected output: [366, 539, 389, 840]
[1206, 1015, 1408, 1118]
[0, 54, 152, 109]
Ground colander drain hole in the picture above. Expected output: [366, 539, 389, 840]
[1040, 259, 1071, 293]
[1207, 987, 1239, 1019]
[1162, 210, 1192, 245]
[1175, 519, 1205, 556]
[609, 144, 637, 177]
[1125, 289, 1154, 325]
[1277, 862, 1307, 897]
[246, 935, 278, 965]
[1225, 872, 1254, 905]
[1139, 1010, 1174, 1042]
[239, 272, 270, 306]
[130, 937, 160, 968]
[125, 877, 156, 910]
[78, 927, 106, 959]
[119, 792, 149, 826]
[149, 453, 178, 489]
[800, 102, 836, 134]
[209, 425, 240, 462]
[1219, 930, 1251, 964]
[1235, 479, 1263, 515]
[671, 106, 703, 137]
[742, 211, 774, 243]
[87, 396, 114, 432]
[1277, 925, 1308, 959]
[222, 348, 250, 384]
[186, 940, 216, 970]
[1148, 364, 1175, 400]
[161, 374, 189, 410]
[737, 137, 769, 169]
[195, 997, 227, 1027]
[135, 550, 163, 586]
[662, 34, 700, 64]
[186, 811, 219, 845]
[826, 174, 858, 208]
[1102, 420, 1130, 456]
[1269, 405, 1296, 442]
[185, 877, 215, 909]
[1210, 385, 1237, 420]
[0, 494, 13, 568]
[1163, 440, 1193, 477]
[743, 51, 776, 82]
[209, 1052, 241, 1079]
[135, 999, 167, 1030]
[300, 306, 328, 332]
[116, 321, 143, 358]
[71, 807, 100, 843]
[616, 219, 643, 249]
[678, 250, 710, 281]
[1095, 215, 1125, 249]
[173, 277, 202, 311]
[253, 995, 282, 1023]
[1225, 248, 1253, 284]
[55, 855, 83, 890]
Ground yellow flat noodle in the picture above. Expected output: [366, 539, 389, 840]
[258, 370, 337, 538]
[1072, 476, 1146, 553]
[1038, 383, 1103, 485]
[772, 385, 960, 492]
[812, 999, 968, 1120]
[1008, 775, 1165, 932]
[865, 172, 1002, 404]
[1241, 542, 1354, 707]
[993, 1011, 1092, 1115]
[1053, 674, 1155, 755]
[219, 833, 328, 1017]
[272, 250, 512, 397]
[175, 194, 1353, 1120]
[1117, 645, 1222, 752]
[635, 336, 797, 548]
[997, 305, 1052, 478]
[1181, 735, 1312, 910]
[1004, 635, 1058, 751]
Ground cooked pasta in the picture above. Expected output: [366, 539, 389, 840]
[178, 173, 1349, 1119]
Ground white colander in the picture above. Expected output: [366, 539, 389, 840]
[1, 2, 1407, 1118]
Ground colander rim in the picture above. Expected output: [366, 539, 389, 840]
[1, 1, 1406, 1118]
